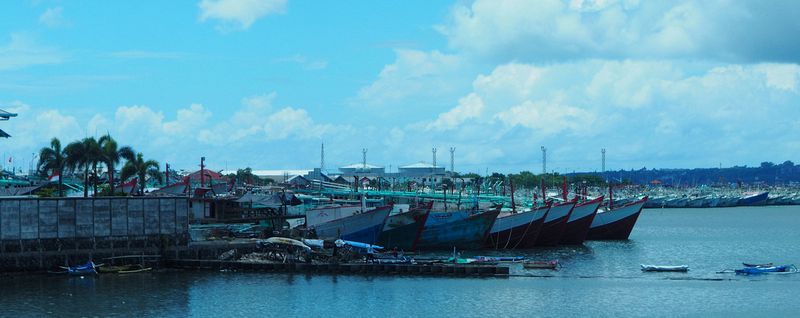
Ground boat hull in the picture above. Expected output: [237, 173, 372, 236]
[586, 197, 648, 240]
[313, 205, 392, 245]
[559, 197, 604, 245]
[377, 203, 432, 251]
[418, 209, 500, 250]
[485, 205, 548, 249]
[738, 192, 769, 206]
[533, 202, 576, 247]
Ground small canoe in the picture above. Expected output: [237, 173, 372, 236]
[59, 261, 98, 276]
[474, 256, 525, 263]
[118, 267, 152, 274]
[735, 265, 796, 275]
[641, 264, 689, 272]
[742, 262, 773, 268]
[524, 260, 559, 270]
[98, 264, 150, 274]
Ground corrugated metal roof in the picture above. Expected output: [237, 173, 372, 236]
[340, 163, 384, 169]
[399, 162, 440, 169]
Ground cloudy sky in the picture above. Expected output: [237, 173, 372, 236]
[1, 0, 799, 174]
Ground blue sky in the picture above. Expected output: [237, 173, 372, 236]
[1, 0, 799, 175]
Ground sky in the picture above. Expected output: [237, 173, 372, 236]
[1, 0, 799, 175]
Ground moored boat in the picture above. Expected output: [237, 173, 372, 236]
[377, 202, 433, 251]
[523, 260, 559, 269]
[559, 196, 604, 245]
[533, 200, 576, 246]
[417, 208, 501, 250]
[737, 192, 769, 206]
[586, 197, 648, 240]
[641, 264, 689, 272]
[735, 264, 796, 275]
[311, 205, 393, 245]
[485, 204, 549, 249]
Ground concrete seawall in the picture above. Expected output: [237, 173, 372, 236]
[0, 197, 189, 271]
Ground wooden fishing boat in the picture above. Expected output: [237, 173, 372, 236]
[57, 261, 98, 275]
[97, 264, 151, 274]
[742, 262, 773, 268]
[523, 260, 559, 270]
[735, 264, 796, 275]
[417, 208, 500, 250]
[378, 202, 433, 251]
[640, 264, 689, 272]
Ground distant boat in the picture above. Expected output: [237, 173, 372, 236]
[738, 192, 769, 206]
[311, 205, 393, 245]
[586, 197, 648, 240]
[154, 181, 188, 195]
[735, 264, 796, 275]
[485, 204, 549, 249]
[533, 200, 576, 246]
[523, 260, 559, 270]
[417, 208, 501, 250]
[559, 196, 604, 245]
[641, 264, 689, 272]
[377, 202, 433, 251]
[120, 178, 137, 195]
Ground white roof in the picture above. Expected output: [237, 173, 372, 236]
[400, 162, 440, 169]
[340, 163, 384, 169]
[219, 169, 313, 177]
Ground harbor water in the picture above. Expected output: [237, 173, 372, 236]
[2, 206, 799, 317]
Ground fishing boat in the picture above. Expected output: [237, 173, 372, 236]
[737, 192, 769, 206]
[743, 262, 773, 267]
[377, 202, 433, 251]
[586, 197, 648, 240]
[473, 256, 525, 263]
[559, 196, 604, 245]
[57, 261, 98, 275]
[533, 200, 576, 246]
[641, 264, 689, 272]
[417, 208, 501, 250]
[523, 260, 559, 270]
[311, 205, 393, 245]
[98, 264, 152, 274]
[485, 204, 549, 249]
[735, 264, 796, 275]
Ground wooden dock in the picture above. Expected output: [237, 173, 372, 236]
[166, 259, 510, 277]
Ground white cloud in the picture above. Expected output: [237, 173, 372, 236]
[199, 0, 287, 31]
[39, 7, 67, 27]
[355, 49, 467, 108]
[426, 93, 484, 130]
[438, 0, 800, 63]
[0, 33, 64, 71]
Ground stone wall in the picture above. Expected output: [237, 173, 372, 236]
[0, 197, 189, 272]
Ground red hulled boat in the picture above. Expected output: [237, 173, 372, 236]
[559, 196, 604, 245]
[533, 200, 576, 246]
[586, 196, 648, 240]
[485, 204, 550, 249]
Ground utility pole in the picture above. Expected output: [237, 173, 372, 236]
[362, 148, 367, 169]
[432, 148, 437, 167]
[320, 143, 325, 173]
[541, 146, 547, 174]
[449, 147, 455, 174]
[601, 148, 606, 175]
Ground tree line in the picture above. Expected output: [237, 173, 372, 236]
[36, 135, 162, 197]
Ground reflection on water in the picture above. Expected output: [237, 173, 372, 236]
[1, 206, 799, 317]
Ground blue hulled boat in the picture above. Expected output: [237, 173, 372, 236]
[416, 208, 500, 250]
[312, 205, 392, 245]
[737, 192, 769, 206]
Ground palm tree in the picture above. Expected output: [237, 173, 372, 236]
[120, 152, 162, 195]
[98, 134, 134, 195]
[65, 137, 103, 197]
[37, 138, 67, 197]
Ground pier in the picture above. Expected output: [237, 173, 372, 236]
[167, 259, 510, 277]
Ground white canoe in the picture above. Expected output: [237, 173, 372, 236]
[641, 264, 689, 272]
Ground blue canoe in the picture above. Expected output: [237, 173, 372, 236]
[58, 261, 98, 275]
[735, 264, 796, 275]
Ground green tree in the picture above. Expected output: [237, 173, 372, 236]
[65, 137, 103, 197]
[120, 152, 163, 195]
[99, 134, 135, 195]
[36, 138, 67, 197]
